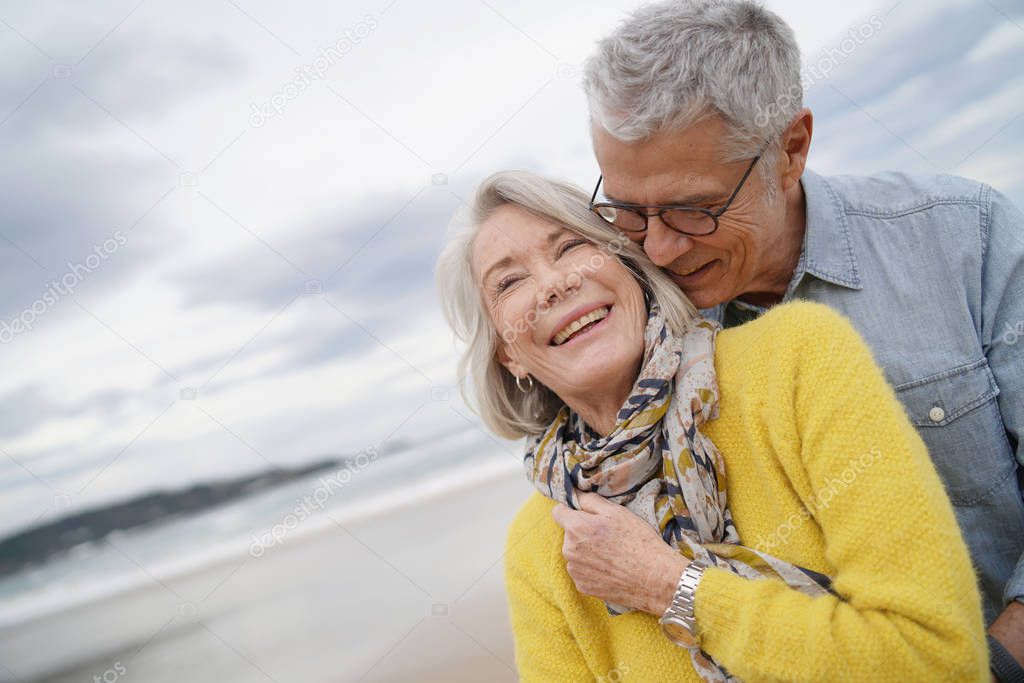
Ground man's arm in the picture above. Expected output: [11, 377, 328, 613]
[980, 185, 1024, 676]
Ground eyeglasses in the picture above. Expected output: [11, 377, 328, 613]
[588, 150, 764, 237]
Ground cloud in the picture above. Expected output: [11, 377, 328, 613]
[804, 0, 1024, 193]
[0, 0, 1021, 543]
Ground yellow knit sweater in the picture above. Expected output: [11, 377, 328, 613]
[504, 301, 987, 682]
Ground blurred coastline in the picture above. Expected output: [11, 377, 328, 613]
[0, 435, 531, 682]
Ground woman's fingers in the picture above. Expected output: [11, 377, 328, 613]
[576, 491, 614, 514]
[547, 493, 687, 613]
[550, 502, 573, 528]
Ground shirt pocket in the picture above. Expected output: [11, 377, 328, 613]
[894, 358, 1012, 506]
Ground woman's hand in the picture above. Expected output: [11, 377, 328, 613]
[551, 491, 689, 616]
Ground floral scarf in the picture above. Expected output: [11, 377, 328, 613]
[522, 301, 835, 682]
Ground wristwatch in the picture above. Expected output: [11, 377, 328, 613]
[659, 560, 707, 648]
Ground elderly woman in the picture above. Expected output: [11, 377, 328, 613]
[435, 170, 987, 682]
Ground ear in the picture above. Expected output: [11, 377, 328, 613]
[779, 108, 813, 193]
[496, 341, 529, 380]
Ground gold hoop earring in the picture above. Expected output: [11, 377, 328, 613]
[515, 374, 534, 393]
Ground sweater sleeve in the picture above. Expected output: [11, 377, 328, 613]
[693, 302, 989, 683]
[504, 494, 593, 682]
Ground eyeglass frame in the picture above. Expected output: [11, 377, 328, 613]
[587, 143, 768, 237]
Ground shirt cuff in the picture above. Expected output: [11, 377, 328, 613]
[1004, 553, 1024, 606]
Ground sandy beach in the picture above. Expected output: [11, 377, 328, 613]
[0, 464, 535, 683]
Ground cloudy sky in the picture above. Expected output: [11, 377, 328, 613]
[0, 0, 1021, 539]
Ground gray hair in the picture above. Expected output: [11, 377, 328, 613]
[583, 0, 803, 195]
[435, 170, 696, 440]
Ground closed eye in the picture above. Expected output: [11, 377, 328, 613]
[493, 238, 587, 297]
[495, 274, 521, 294]
[558, 238, 588, 256]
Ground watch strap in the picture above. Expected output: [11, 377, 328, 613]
[989, 634, 1024, 683]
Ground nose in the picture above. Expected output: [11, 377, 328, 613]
[534, 259, 578, 307]
[642, 217, 694, 268]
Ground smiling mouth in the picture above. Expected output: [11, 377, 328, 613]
[673, 260, 716, 281]
[550, 306, 612, 346]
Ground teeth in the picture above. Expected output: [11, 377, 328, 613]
[552, 307, 609, 346]
[677, 264, 704, 276]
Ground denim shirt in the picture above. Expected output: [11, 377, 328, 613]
[700, 168, 1024, 625]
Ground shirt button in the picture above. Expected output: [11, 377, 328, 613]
[929, 406, 946, 423]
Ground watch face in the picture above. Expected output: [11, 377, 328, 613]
[661, 619, 697, 649]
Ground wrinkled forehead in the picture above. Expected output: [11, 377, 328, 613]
[590, 120, 734, 204]
[470, 204, 572, 279]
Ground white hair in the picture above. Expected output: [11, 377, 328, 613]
[583, 0, 803, 194]
[435, 170, 696, 440]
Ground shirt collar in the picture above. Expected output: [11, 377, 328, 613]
[800, 168, 863, 290]
[697, 168, 862, 323]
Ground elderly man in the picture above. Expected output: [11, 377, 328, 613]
[552, 0, 1024, 679]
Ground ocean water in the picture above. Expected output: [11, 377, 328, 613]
[0, 424, 522, 630]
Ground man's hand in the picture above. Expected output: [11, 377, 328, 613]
[551, 491, 689, 616]
[988, 600, 1024, 681]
